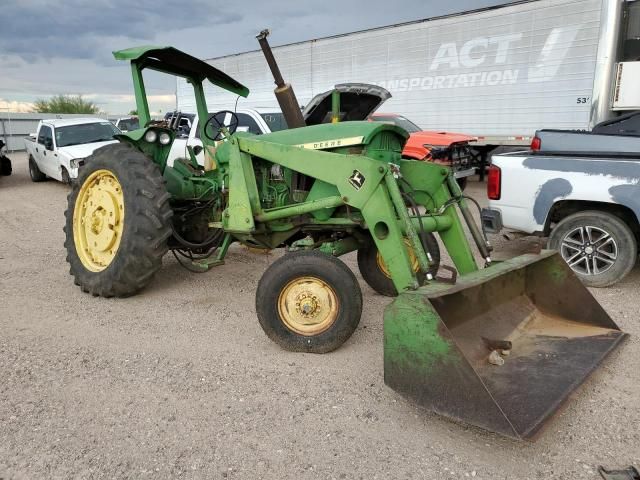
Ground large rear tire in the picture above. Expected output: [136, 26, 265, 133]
[64, 143, 172, 297]
[357, 233, 441, 297]
[256, 251, 363, 353]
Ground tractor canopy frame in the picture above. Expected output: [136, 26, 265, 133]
[113, 46, 249, 134]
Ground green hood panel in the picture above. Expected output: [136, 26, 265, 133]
[113, 46, 249, 98]
[255, 121, 409, 147]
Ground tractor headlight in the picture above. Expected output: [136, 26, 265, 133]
[159, 132, 171, 145]
[144, 130, 158, 143]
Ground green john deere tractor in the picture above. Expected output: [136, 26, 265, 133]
[64, 37, 626, 440]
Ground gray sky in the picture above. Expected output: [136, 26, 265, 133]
[0, 0, 506, 114]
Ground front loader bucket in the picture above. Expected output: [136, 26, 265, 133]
[384, 251, 626, 440]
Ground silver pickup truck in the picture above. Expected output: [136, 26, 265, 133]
[483, 112, 640, 287]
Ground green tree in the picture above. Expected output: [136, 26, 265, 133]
[128, 109, 138, 116]
[32, 95, 99, 114]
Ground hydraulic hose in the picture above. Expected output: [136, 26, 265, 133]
[446, 174, 493, 262]
[170, 222, 224, 250]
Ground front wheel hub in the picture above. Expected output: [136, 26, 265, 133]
[278, 276, 339, 336]
[73, 169, 125, 272]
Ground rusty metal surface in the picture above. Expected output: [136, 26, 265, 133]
[256, 29, 306, 129]
[384, 251, 627, 440]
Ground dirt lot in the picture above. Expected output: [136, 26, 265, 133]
[1, 151, 639, 479]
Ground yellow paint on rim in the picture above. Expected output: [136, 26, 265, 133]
[376, 238, 420, 278]
[277, 276, 339, 336]
[73, 169, 124, 272]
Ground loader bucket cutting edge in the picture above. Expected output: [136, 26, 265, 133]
[384, 250, 627, 440]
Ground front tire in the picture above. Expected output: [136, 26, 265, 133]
[29, 156, 46, 182]
[256, 251, 363, 353]
[61, 167, 71, 185]
[64, 143, 172, 297]
[548, 210, 637, 287]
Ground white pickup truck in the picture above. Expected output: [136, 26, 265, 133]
[483, 113, 640, 287]
[25, 118, 120, 184]
[166, 108, 286, 166]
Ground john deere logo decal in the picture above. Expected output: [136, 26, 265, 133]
[295, 136, 364, 150]
[348, 170, 366, 190]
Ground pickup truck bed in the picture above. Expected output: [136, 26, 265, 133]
[535, 130, 640, 156]
[533, 112, 640, 155]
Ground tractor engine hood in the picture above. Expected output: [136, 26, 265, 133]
[303, 84, 391, 126]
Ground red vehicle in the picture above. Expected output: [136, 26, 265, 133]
[369, 113, 476, 188]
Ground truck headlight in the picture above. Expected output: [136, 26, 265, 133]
[159, 132, 171, 145]
[70, 158, 83, 169]
[144, 130, 158, 143]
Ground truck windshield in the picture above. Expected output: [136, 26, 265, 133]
[373, 115, 421, 133]
[56, 122, 120, 147]
[259, 112, 288, 132]
[118, 118, 140, 131]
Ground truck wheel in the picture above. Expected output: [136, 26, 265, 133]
[61, 167, 71, 185]
[64, 143, 172, 297]
[0, 156, 11, 176]
[29, 156, 46, 182]
[357, 233, 440, 297]
[548, 210, 637, 287]
[256, 251, 362, 353]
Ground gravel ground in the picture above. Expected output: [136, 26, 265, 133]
[1, 151, 638, 480]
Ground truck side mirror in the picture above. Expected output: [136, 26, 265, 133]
[178, 126, 190, 138]
[45, 139, 54, 151]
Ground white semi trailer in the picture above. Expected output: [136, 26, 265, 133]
[176, 0, 640, 162]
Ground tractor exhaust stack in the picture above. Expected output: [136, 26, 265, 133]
[256, 29, 306, 129]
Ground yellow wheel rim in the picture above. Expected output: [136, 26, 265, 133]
[376, 238, 420, 279]
[277, 276, 339, 336]
[73, 169, 125, 272]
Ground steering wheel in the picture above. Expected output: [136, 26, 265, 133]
[204, 110, 239, 141]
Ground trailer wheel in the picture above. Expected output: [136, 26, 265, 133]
[29, 156, 46, 182]
[548, 210, 637, 287]
[256, 251, 362, 353]
[357, 233, 440, 297]
[64, 143, 172, 297]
